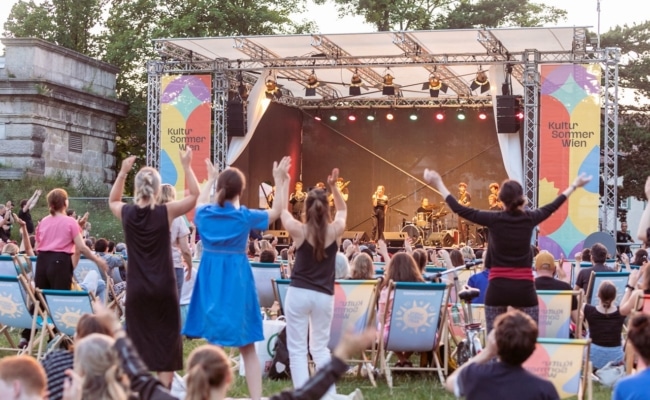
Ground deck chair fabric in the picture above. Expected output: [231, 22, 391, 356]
[537, 290, 582, 338]
[12, 254, 33, 279]
[251, 262, 282, 308]
[0, 275, 48, 357]
[523, 338, 592, 400]
[624, 294, 650, 374]
[39, 289, 94, 337]
[272, 278, 291, 314]
[585, 271, 630, 305]
[328, 279, 380, 349]
[0, 254, 20, 277]
[378, 281, 450, 388]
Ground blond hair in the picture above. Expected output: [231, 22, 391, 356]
[134, 167, 161, 209]
[186, 344, 231, 400]
[74, 334, 129, 400]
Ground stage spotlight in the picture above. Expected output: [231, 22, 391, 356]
[314, 109, 322, 121]
[409, 110, 418, 121]
[305, 70, 319, 97]
[329, 114, 338, 121]
[386, 111, 394, 121]
[367, 110, 376, 121]
[423, 73, 448, 98]
[348, 111, 357, 122]
[434, 110, 445, 121]
[478, 109, 488, 120]
[516, 110, 524, 120]
[456, 108, 466, 121]
[349, 70, 362, 96]
[265, 73, 281, 99]
[382, 69, 395, 96]
[469, 68, 490, 93]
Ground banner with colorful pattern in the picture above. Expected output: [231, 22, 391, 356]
[538, 65, 601, 258]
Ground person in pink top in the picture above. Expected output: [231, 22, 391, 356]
[35, 188, 107, 290]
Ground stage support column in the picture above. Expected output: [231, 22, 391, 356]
[146, 60, 163, 169]
[213, 58, 229, 172]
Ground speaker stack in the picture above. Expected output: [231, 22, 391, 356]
[342, 231, 369, 242]
[496, 95, 522, 133]
[427, 231, 455, 247]
[383, 232, 406, 247]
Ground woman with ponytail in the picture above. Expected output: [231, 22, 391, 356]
[278, 168, 347, 394]
[183, 156, 291, 400]
[583, 281, 629, 369]
[423, 169, 592, 332]
[109, 150, 199, 388]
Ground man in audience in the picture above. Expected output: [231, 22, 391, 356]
[445, 309, 559, 399]
[613, 313, 650, 399]
[574, 243, 613, 301]
[0, 355, 47, 399]
[95, 238, 125, 283]
[534, 251, 579, 330]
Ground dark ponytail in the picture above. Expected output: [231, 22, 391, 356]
[305, 189, 329, 261]
[216, 168, 245, 207]
[598, 280, 617, 311]
[498, 180, 526, 213]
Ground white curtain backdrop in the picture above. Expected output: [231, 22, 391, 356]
[488, 65, 523, 182]
[226, 69, 272, 166]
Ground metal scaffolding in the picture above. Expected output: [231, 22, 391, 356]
[602, 47, 621, 235]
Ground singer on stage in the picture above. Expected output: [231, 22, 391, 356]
[371, 185, 388, 241]
[458, 182, 471, 243]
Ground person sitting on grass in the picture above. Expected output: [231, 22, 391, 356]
[445, 309, 559, 400]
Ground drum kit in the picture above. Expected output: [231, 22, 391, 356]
[400, 202, 454, 246]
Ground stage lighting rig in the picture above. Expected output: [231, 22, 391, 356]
[382, 68, 396, 96]
[423, 71, 448, 98]
[349, 69, 363, 96]
[456, 108, 466, 120]
[305, 70, 320, 97]
[469, 67, 490, 94]
[264, 72, 282, 99]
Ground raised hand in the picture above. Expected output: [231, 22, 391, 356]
[327, 168, 340, 187]
[273, 156, 291, 183]
[120, 155, 136, 174]
[179, 147, 193, 168]
[572, 172, 593, 188]
[204, 158, 219, 181]
[423, 168, 444, 190]
[12, 213, 25, 228]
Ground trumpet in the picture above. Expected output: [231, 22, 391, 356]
[338, 180, 350, 190]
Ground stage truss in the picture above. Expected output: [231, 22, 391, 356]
[145, 27, 620, 234]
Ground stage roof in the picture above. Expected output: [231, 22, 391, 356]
[153, 27, 591, 101]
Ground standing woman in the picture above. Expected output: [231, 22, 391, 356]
[183, 157, 291, 400]
[371, 185, 387, 241]
[280, 168, 347, 393]
[424, 169, 591, 332]
[109, 150, 199, 388]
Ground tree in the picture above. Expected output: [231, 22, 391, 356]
[314, 0, 567, 31]
[600, 22, 650, 202]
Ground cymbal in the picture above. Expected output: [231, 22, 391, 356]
[423, 204, 439, 210]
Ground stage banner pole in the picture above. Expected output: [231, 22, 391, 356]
[537, 64, 601, 258]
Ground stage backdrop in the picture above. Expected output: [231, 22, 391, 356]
[538, 64, 601, 258]
[160, 75, 211, 212]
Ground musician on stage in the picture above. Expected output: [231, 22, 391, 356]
[488, 182, 504, 211]
[329, 178, 349, 219]
[289, 181, 306, 220]
[458, 182, 471, 243]
[417, 198, 432, 214]
[371, 185, 388, 241]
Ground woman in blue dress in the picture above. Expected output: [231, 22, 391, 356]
[183, 156, 290, 400]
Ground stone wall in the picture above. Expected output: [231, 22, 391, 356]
[0, 38, 127, 184]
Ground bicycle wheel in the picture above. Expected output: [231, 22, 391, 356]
[456, 339, 471, 366]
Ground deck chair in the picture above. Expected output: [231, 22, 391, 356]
[73, 257, 109, 303]
[0, 275, 48, 358]
[523, 338, 592, 400]
[328, 279, 381, 386]
[0, 254, 20, 277]
[38, 289, 94, 347]
[12, 254, 33, 279]
[537, 290, 583, 338]
[251, 262, 282, 308]
[447, 266, 476, 303]
[585, 271, 630, 305]
[378, 281, 450, 389]
[624, 294, 650, 374]
[272, 278, 291, 315]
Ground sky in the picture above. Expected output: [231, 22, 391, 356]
[0, 0, 649, 43]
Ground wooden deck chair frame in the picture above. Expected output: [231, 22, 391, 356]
[377, 281, 451, 389]
[537, 290, 583, 339]
[12, 254, 33, 279]
[585, 271, 630, 305]
[624, 294, 650, 374]
[106, 279, 125, 318]
[523, 338, 592, 400]
[0, 275, 50, 359]
[36, 288, 95, 348]
[251, 262, 283, 309]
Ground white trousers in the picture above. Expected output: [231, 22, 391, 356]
[285, 286, 335, 395]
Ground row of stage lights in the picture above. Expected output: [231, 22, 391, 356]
[313, 108, 522, 122]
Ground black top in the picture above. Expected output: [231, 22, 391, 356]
[457, 361, 559, 400]
[291, 241, 338, 295]
[574, 263, 614, 302]
[446, 194, 567, 269]
[535, 276, 578, 310]
[375, 197, 388, 208]
[18, 209, 34, 234]
[616, 230, 633, 254]
[583, 305, 626, 347]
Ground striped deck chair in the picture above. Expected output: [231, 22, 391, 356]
[251, 262, 283, 308]
[523, 338, 592, 400]
[0, 275, 49, 358]
[378, 281, 450, 389]
[537, 290, 582, 338]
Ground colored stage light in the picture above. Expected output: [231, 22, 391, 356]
[348, 113, 357, 122]
[456, 109, 466, 120]
[434, 110, 445, 121]
[478, 109, 487, 120]
[516, 110, 524, 120]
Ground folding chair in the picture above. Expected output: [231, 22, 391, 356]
[537, 290, 582, 338]
[585, 271, 630, 305]
[73, 257, 109, 303]
[12, 254, 33, 279]
[250, 262, 283, 308]
[378, 281, 450, 389]
[37, 289, 95, 347]
[328, 279, 381, 386]
[624, 294, 650, 374]
[0, 254, 20, 277]
[272, 278, 291, 315]
[523, 338, 592, 400]
[0, 275, 49, 358]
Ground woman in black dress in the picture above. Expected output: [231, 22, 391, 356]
[108, 150, 199, 387]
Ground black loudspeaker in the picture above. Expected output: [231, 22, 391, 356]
[496, 95, 521, 133]
[227, 101, 245, 137]
[427, 232, 454, 247]
[341, 231, 369, 242]
[383, 232, 406, 247]
[263, 230, 290, 244]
